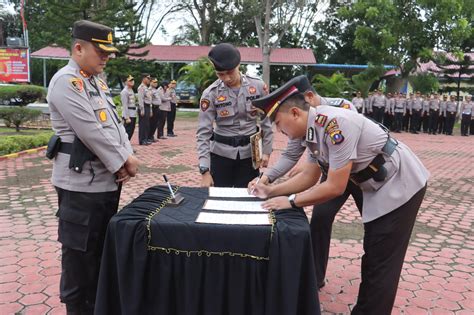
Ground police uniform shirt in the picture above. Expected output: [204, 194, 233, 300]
[351, 96, 364, 110]
[394, 98, 407, 113]
[446, 101, 457, 113]
[121, 86, 137, 119]
[158, 87, 172, 111]
[47, 59, 133, 193]
[371, 94, 387, 108]
[137, 83, 152, 111]
[197, 74, 273, 168]
[151, 87, 162, 106]
[387, 97, 395, 113]
[422, 100, 430, 115]
[440, 100, 447, 116]
[461, 101, 473, 115]
[363, 96, 372, 113]
[303, 106, 429, 223]
[430, 98, 440, 111]
[264, 97, 355, 182]
[410, 97, 423, 112]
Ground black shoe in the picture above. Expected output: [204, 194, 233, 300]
[140, 142, 151, 145]
[148, 139, 157, 143]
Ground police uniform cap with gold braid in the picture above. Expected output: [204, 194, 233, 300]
[208, 43, 241, 71]
[252, 76, 310, 122]
[72, 20, 119, 53]
[126, 75, 134, 82]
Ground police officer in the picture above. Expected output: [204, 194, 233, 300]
[438, 95, 447, 134]
[248, 75, 362, 289]
[120, 75, 137, 140]
[251, 77, 429, 314]
[363, 91, 373, 117]
[460, 95, 473, 136]
[138, 73, 152, 145]
[149, 78, 161, 141]
[428, 93, 440, 135]
[421, 94, 431, 133]
[384, 92, 394, 130]
[409, 91, 423, 134]
[370, 89, 387, 124]
[47, 20, 139, 314]
[197, 43, 273, 187]
[444, 95, 457, 135]
[352, 91, 364, 113]
[392, 93, 406, 133]
[167, 80, 178, 137]
[158, 81, 172, 139]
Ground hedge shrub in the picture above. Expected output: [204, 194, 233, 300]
[0, 84, 46, 105]
[0, 107, 42, 131]
[0, 131, 53, 155]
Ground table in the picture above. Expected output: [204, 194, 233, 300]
[95, 186, 320, 315]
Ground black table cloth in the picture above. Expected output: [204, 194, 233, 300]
[95, 186, 320, 315]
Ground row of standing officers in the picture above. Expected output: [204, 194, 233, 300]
[351, 90, 474, 136]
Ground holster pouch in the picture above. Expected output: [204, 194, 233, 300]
[68, 136, 96, 173]
[46, 135, 61, 160]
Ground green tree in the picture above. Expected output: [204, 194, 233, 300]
[312, 72, 352, 98]
[409, 73, 439, 94]
[351, 64, 387, 97]
[178, 57, 217, 100]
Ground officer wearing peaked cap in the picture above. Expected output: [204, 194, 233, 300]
[250, 77, 429, 314]
[196, 43, 273, 187]
[248, 75, 362, 290]
[47, 20, 139, 314]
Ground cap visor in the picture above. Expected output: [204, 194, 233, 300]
[97, 43, 119, 53]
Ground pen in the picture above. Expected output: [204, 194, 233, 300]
[163, 175, 176, 199]
[250, 172, 263, 195]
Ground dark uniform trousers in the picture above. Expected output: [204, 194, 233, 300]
[410, 110, 421, 132]
[422, 113, 429, 132]
[403, 110, 410, 131]
[55, 187, 121, 314]
[394, 113, 404, 132]
[149, 105, 160, 140]
[428, 109, 439, 134]
[352, 185, 426, 315]
[373, 106, 385, 124]
[167, 102, 177, 135]
[383, 113, 392, 131]
[157, 109, 168, 138]
[311, 178, 363, 288]
[123, 117, 136, 141]
[437, 115, 446, 134]
[445, 112, 456, 135]
[138, 104, 151, 144]
[470, 117, 474, 135]
[210, 152, 259, 187]
[461, 114, 471, 136]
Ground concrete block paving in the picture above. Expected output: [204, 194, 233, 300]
[0, 117, 472, 314]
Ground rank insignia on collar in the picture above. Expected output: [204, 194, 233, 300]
[98, 110, 107, 122]
[307, 127, 315, 141]
[249, 86, 257, 94]
[69, 77, 84, 93]
[329, 130, 344, 145]
[98, 79, 108, 91]
[201, 99, 210, 112]
[315, 114, 327, 127]
[217, 95, 226, 102]
[79, 70, 90, 78]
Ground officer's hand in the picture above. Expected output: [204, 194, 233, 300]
[116, 167, 131, 184]
[262, 196, 291, 211]
[288, 165, 303, 178]
[201, 172, 214, 187]
[261, 154, 270, 167]
[250, 182, 272, 199]
[125, 118, 131, 124]
[247, 174, 270, 193]
[124, 155, 139, 177]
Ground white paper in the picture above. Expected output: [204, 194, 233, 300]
[208, 187, 255, 198]
[203, 199, 267, 212]
[196, 212, 271, 225]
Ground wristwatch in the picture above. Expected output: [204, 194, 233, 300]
[288, 194, 297, 208]
[199, 166, 210, 175]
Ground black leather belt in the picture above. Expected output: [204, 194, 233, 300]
[58, 142, 73, 155]
[128, 107, 136, 110]
[212, 133, 253, 147]
[350, 136, 398, 184]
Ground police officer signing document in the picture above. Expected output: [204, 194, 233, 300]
[250, 77, 429, 315]
[197, 43, 273, 187]
[47, 20, 139, 314]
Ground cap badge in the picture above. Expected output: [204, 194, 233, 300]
[201, 99, 210, 112]
[69, 78, 84, 93]
[107, 32, 113, 43]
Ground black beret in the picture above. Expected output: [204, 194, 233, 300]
[73, 20, 118, 53]
[252, 76, 308, 122]
[208, 43, 241, 71]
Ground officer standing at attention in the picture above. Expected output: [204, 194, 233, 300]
[444, 95, 457, 135]
[352, 91, 364, 113]
[137, 73, 152, 145]
[158, 81, 172, 139]
[120, 75, 137, 140]
[47, 20, 139, 314]
[197, 43, 273, 187]
[460, 95, 473, 136]
[251, 77, 429, 314]
[428, 93, 440, 135]
[370, 89, 387, 123]
[148, 78, 161, 142]
[409, 91, 423, 134]
[248, 75, 362, 289]
[393, 93, 406, 133]
[363, 91, 373, 117]
[167, 80, 178, 137]
[421, 94, 431, 133]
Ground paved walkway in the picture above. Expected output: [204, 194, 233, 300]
[0, 116, 473, 314]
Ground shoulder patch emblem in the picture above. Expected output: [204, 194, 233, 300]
[217, 95, 226, 102]
[201, 99, 210, 112]
[249, 86, 257, 94]
[329, 130, 344, 145]
[315, 114, 327, 127]
[307, 127, 315, 141]
[98, 110, 107, 122]
[325, 118, 339, 134]
[69, 78, 84, 93]
[98, 79, 108, 91]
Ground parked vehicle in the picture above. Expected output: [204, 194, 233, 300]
[175, 81, 198, 107]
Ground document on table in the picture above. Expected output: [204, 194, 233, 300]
[196, 212, 271, 225]
[203, 199, 267, 212]
[208, 187, 255, 198]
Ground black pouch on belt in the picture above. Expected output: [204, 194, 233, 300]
[45, 135, 61, 160]
[68, 136, 96, 173]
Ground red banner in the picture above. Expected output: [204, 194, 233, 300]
[0, 48, 30, 83]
